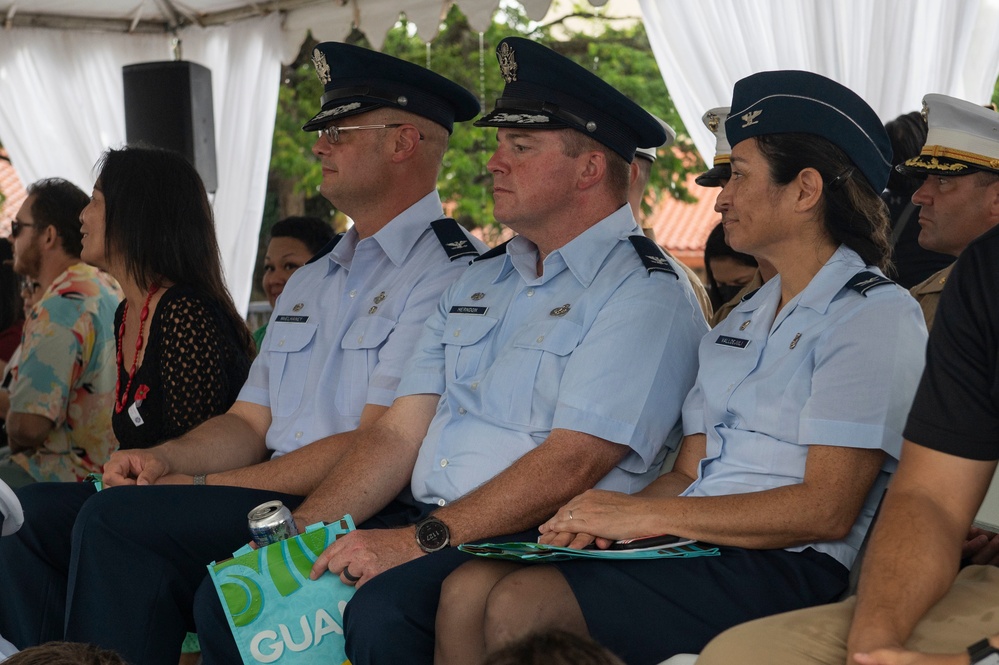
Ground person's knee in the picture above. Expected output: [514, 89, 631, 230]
[482, 568, 574, 651]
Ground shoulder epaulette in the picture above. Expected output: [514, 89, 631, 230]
[473, 240, 512, 262]
[431, 218, 480, 262]
[845, 271, 895, 296]
[741, 287, 761, 301]
[628, 235, 678, 279]
[306, 233, 343, 265]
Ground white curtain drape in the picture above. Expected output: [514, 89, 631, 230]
[641, 0, 999, 164]
[0, 13, 284, 314]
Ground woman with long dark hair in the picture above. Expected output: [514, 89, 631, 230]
[433, 71, 929, 665]
[79, 145, 253, 447]
[0, 146, 254, 661]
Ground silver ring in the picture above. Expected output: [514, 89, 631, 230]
[342, 567, 360, 583]
[568, 510, 574, 520]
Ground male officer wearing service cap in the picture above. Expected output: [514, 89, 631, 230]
[188, 35, 706, 665]
[904, 95, 999, 328]
[0, 42, 488, 664]
[699, 93, 999, 665]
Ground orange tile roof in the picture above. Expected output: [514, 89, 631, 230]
[0, 149, 27, 238]
[643, 173, 720, 269]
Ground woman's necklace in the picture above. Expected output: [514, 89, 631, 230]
[115, 283, 159, 414]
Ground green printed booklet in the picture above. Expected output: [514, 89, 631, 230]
[459, 537, 720, 562]
[207, 516, 356, 665]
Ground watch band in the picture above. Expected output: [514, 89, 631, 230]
[193, 474, 206, 486]
[968, 638, 999, 664]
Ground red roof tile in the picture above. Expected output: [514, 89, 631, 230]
[643, 172, 720, 269]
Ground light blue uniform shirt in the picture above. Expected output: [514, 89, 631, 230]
[239, 191, 486, 457]
[399, 205, 707, 506]
[681, 245, 928, 568]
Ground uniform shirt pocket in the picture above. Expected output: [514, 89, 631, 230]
[442, 315, 499, 383]
[493, 318, 582, 426]
[265, 321, 318, 418]
[337, 315, 397, 416]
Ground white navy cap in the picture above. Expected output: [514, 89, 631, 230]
[635, 115, 677, 163]
[898, 93, 999, 176]
[695, 106, 732, 187]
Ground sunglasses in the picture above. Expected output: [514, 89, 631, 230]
[10, 220, 35, 238]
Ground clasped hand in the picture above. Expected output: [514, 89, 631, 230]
[101, 449, 171, 486]
[538, 489, 650, 550]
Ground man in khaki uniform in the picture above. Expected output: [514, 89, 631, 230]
[697, 92, 999, 665]
[905, 100, 999, 329]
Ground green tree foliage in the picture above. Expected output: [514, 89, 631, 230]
[265, 3, 702, 237]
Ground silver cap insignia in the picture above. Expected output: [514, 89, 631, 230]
[312, 49, 331, 84]
[498, 42, 518, 83]
[741, 110, 762, 127]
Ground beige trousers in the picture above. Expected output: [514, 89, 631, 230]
[698, 565, 999, 664]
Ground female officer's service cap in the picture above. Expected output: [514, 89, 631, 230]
[474, 37, 667, 163]
[897, 94, 999, 176]
[725, 71, 892, 192]
[302, 42, 480, 134]
[695, 106, 733, 187]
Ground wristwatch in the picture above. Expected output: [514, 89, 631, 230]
[414, 515, 451, 553]
[968, 638, 999, 665]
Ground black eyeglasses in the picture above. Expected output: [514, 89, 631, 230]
[10, 220, 35, 238]
[317, 123, 424, 144]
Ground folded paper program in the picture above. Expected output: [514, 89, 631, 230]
[458, 539, 720, 563]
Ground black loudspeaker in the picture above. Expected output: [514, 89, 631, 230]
[123, 61, 218, 192]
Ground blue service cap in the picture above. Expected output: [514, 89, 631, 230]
[725, 71, 892, 192]
[302, 42, 480, 134]
[474, 37, 667, 163]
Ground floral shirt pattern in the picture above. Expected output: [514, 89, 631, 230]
[9, 263, 121, 482]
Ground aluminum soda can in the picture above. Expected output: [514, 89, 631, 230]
[248, 500, 298, 547]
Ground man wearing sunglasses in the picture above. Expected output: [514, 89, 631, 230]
[0, 178, 120, 488]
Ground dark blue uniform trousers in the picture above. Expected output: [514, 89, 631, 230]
[0, 482, 305, 665]
[0, 482, 96, 648]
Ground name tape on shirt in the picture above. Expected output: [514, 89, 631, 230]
[449, 306, 489, 315]
[275, 315, 310, 323]
[715, 335, 750, 348]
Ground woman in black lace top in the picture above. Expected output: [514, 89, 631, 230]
[79, 146, 254, 449]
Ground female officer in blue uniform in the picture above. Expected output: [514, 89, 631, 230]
[433, 70, 929, 665]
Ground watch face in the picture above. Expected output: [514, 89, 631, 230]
[418, 519, 449, 551]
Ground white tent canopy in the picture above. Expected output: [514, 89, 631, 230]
[2, 0, 998, 312]
[0, 0, 611, 312]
